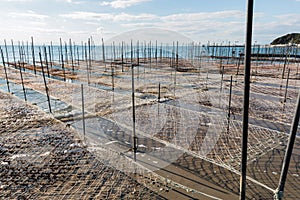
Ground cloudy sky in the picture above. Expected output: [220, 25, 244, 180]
[0, 0, 299, 45]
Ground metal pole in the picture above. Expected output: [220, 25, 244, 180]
[131, 64, 137, 162]
[240, 0, 254, 199]
[275, 89, 300, 200]
[81, 84, 86, 139]
[31, 37, 36, 74]
[1, 48, 10, 93]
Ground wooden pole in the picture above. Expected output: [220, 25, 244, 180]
[11, 40, 17, 69]
[39, 52, 52, 113]
[43, 46, 50, 78]
[4, 39, 9, 66]
[158, 82, 161, 102]
[227, 75, 233, 133]
[131, 64, 137, 162]
[18, 61, 27, 101]
[1, 48, 10, 93]
[81, 84, 86, 139]
[283, 68, 290, 103]
[48, 46, 53, 69]
[64, 41, 68, 64]
[121, 41, 124, 72]
[69, 38, 74, 71]
[102, 38, 106, 72]
[88, 38, 92, 73]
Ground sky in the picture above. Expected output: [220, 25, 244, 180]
[0, 0, 300, 45]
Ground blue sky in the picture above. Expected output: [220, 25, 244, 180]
[0, 0, 299, 44]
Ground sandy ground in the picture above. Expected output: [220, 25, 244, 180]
[0, 57, 300, 199]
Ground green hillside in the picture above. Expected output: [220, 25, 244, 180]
[271, 33, 300, 45]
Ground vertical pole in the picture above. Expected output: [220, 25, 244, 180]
[4, 39, 9, 66]
[283, 68, 290, 103]
[132, 64, 137, 162]
[44, 46, 50, 78]
[85, 43, 90, 85]
[64, 41, 68, 64]
[220, 66, 224, 92]
[102, 38, 106, 72]
[121, 41, 124, 72]
[240, 0, 254, 199]
[39, 52, 52, 113]
[26, 41, 29, 63]
[155, 40, 158, 67]
[282, 46, 289, 79]
[88, 38, 92, 73]
[158, 82, 161, 102]
[61, 54, 66, 81]
[130, 40, 133, 64]
[69, 38, 74, 71]
[111, 62, 114, 91]
[18, 61, 27, 101]
[76, 46, 80, 66]
[227, 75, 233, 133]
[81, 84, 86, 139]
[137, 40, 139, 66]
[275, 90, 300, 200]
[48, 46, 53, 69]
[60, 38, 66, 81]
[50, 42, 54, 65]
[11, 40, 17, 69]
[1, 48, 10, 93]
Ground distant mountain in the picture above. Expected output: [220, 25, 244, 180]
[271, 33, 300, 45]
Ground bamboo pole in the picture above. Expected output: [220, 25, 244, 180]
[4, 39, 9, 66]
[227, 75, 233, 133]
[0, 48, 10, 93]
[81, 84, 86, 139]
[102, 38, 106, 72]
[39, 52, 52, 113]
[18, 61, 27, 101]
[48, 46, 53, 69]
[69, 38, 74, 71]
[283, 68, 290, 103]
[131, 64, 137, 162]
[11, 40, 17, 69]
[43, 46, 50, 78]
[158, 82, 161, 102]
[64, 41, 68, 64]
[31, 37, 37, 74]
[121, 41, 124, 72]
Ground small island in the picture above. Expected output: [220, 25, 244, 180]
[271, 33, 300, 45]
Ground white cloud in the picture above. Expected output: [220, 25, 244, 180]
[56, 0, 83, 4]
[4, 0, 33, 2]
[101, 0, 151, 9]
[162, 10, 244, 22]
[9, 10, 48, 20]
[61, 11, 156, 21]
[61, 11, 112, 21]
